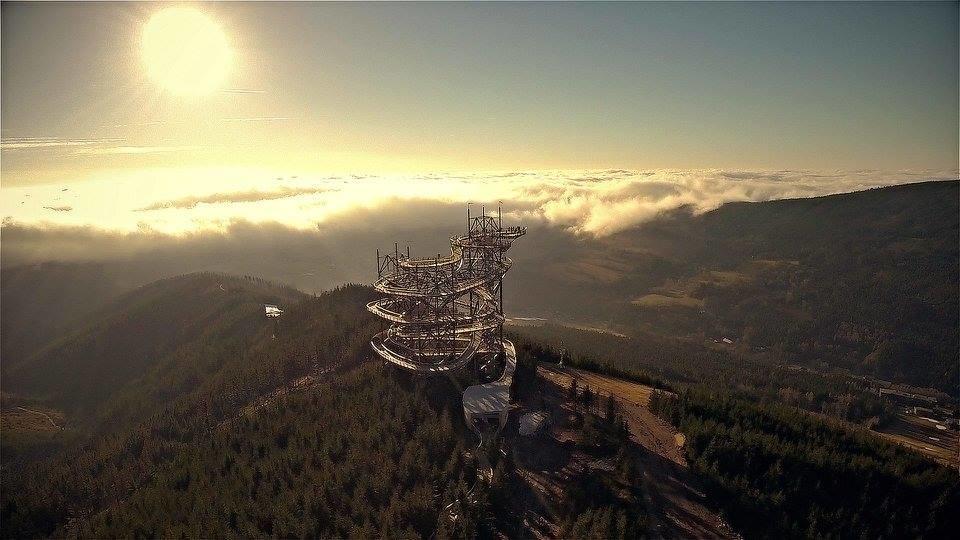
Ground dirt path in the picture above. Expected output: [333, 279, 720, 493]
[539, 364, 737, 539]
[15, 406, 64, 430]
[216, 362, 342, 430]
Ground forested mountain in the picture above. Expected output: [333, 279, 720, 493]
[1, 276, 382, 537]
[513, 332, 959, 539]
[60, 367, 477, 539]
[0, 271, 650, 538]
[0, 260, 225, 380]
[510, 180, 959, 395]
[2, 270, 956, 538]
[4, 273, 305, 427]
[0, 271, 646, 539]
[687, 181, 958, 393]
[516, 336, 960, 538]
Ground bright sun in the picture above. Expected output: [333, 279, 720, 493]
[142, 8, 231, 96]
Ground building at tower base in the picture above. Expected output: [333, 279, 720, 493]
[462, 340, 516, 427]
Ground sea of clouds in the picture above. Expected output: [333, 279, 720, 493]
[3, 167, 957, 238]
[487, 168, 957, 235]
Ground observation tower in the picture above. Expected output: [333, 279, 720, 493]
[368, 206, 525, 427]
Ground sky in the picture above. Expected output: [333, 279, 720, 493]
[1, 1, 957, 236]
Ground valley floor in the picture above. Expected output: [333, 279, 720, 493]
[876, 412, 959, 467]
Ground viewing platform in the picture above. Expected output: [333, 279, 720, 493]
[368, 207, 525, 429]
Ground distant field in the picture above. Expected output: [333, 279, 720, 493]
[632, 293, 703, 308]
[876, 413, 958, 467]
[539, 364, 659, 408]
[633, 269, 748, 309]
[751, 259, 800, 268]
[699, 270, 749, 284]
[506, 320, 627, 338]
[547, 258, 628, 284]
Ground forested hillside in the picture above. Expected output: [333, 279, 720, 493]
[76, 367, 476, 538]
[0, 273, 648, 539]
[512, 335, 959, 539]
[650, 390, 959, 538]
[1, 277, 381, 537]
[510, 325, 895, 427]
[687, 181, 958, 393]
[2, 270, 956, 538]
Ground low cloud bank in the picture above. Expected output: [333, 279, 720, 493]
[4, 168, 954, 238]
[0, 197, 593, 297]
[131, 168, 955, 236]
[0, 220, 368, 294]
[499, 168, 957, 235]
[2, 178, 956, 313]
[2, 169, 956, 284]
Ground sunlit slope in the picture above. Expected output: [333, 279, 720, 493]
[0, 259, 208, 373]
[513, 180, 959, 394]
[689, 181, 958, 391]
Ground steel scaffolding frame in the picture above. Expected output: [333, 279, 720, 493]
[368, 206, 525, 374]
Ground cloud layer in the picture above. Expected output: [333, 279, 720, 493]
[2, 168, 956, 238]
[1, 137, 122, 150]
[2, 178, 956, 317]
[444, 168, 958, 235]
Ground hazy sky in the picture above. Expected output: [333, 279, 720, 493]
[1, 1, 957, 234]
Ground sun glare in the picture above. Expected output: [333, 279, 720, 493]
[142, 8, 231, 96]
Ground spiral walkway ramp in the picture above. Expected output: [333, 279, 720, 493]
[369, 209, 525, 427]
